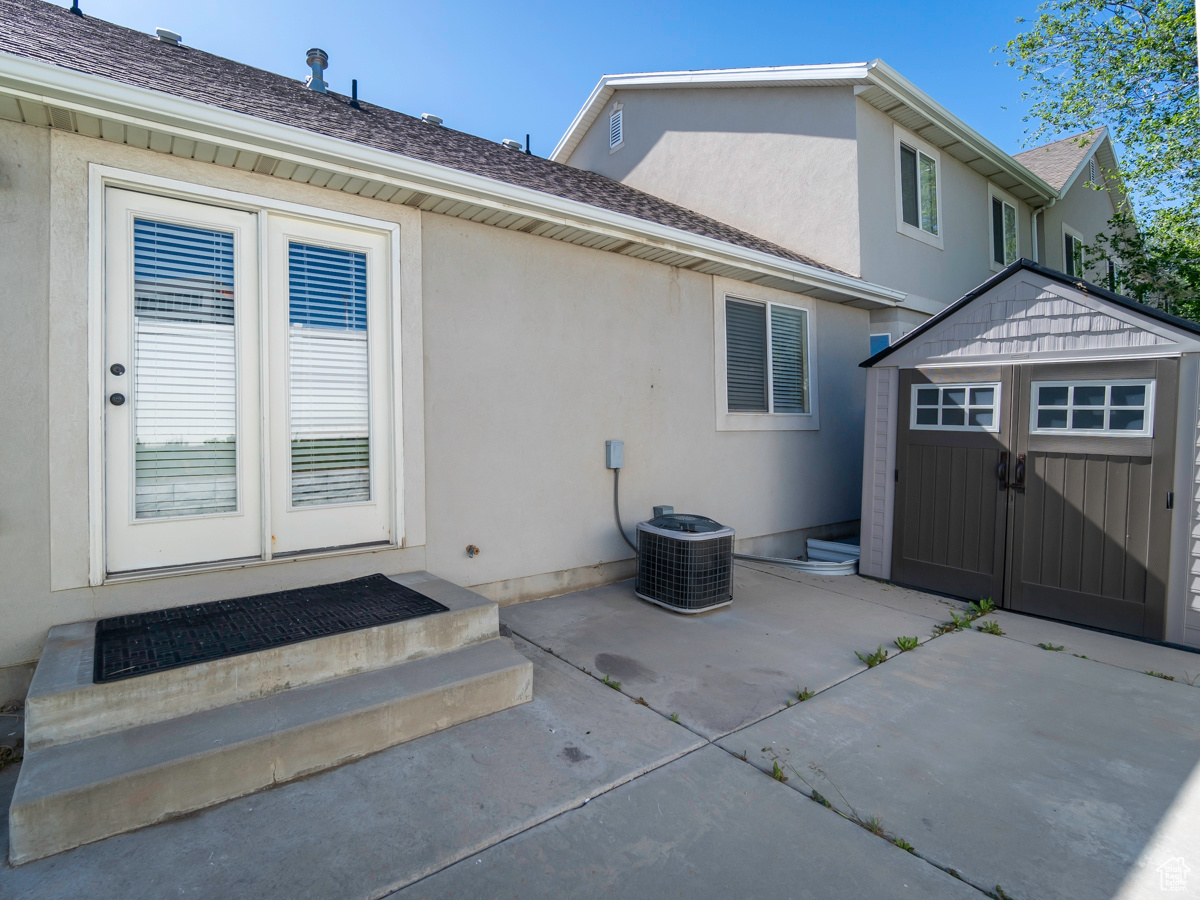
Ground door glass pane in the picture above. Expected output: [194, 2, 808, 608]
[969, 409, 993, 428]
[769, 305, 807, 413]
[916, 388, 939, 406]
[1072, 409, 1105, 429]
[941, 408, 965, 426]
[288, 242, 371, 506]
[1074, 386, 1106, 406]
[132, 219, 237, 519]
[943, 388, 965, 408]
[970, 388, 994, 406]
[1038, 408, 1068, 429]
[1108, 410, 1145, 431]
[915, 408, 938, 425]
[1111, 385, 1145, 407]
[1041, 384, 1070, 405]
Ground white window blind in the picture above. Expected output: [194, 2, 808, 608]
[132, 218, 238, 519]
[609, 109, 623, 149]
[726, 298, 809, 415]
[288, 242, 371, 506]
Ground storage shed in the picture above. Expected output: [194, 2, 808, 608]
[859, 260, 1200, 648]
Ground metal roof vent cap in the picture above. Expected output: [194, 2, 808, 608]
[501, 138, 523, 151]
[155, 27, 181, 45]
[421, 113, 443, 125]
[305, 48, 329, 93]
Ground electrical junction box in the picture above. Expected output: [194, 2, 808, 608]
[605, 440, 623, 469]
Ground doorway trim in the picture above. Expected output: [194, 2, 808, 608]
[87, 164, 416, 586]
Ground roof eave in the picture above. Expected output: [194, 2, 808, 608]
[0, 52, 902, 309]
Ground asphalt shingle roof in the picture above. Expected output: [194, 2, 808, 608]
[0, 0, 837, 272]
[1011, 127, 1105, 193]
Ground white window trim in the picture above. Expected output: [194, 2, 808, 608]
[87, 164, 415, 586]
[987, 184, 1020, 272]
[712, 282, 820, 432]
[608, 103, 624, 154]
[910, 383, 1002, 433]
[1062, 222, 1086, 278]
[1030, 379, 1155, 437]
[893, 124, 944, 250]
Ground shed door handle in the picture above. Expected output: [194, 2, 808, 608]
[995, 452, 1008, 490]
[1014, 454, 1026, 489]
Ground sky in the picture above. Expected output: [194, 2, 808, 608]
[53, 0, 1054, 158]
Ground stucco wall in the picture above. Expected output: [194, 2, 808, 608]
[563, 86, 862, 275]
[1039, 174, 1117, 281]
[855, 100, 1037, 311]
[0, 118, 871, 692]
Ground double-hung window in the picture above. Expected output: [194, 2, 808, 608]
[989, 187, 1018, 268]
[725, 297, 809, 414]
[895, 128, 941, 248]
[1063, 225, 1085, 278]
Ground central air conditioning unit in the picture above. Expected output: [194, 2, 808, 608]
[635, 513, 734, 613]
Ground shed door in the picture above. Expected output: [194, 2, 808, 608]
[891, 367, 1013, 602]
[1006, 360, 1177, 638]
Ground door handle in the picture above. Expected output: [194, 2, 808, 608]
[1013, 454, 1026, 490]
[995, 451, 1008, 490]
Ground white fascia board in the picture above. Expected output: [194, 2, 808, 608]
[863, 61, 1059, 203]
[0, 52, 903, 308]
[549, 63, 873, 162]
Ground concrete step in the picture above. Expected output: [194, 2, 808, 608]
[25, 572, 497, 751]
[9, 637, 533, 865]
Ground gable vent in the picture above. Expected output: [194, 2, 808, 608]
[609, 108, 623, 149]
[47, 106, 74, 130]
[1089, 158, 1096, 185]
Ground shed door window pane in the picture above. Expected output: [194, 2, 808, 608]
[726, 299, 767, 412]
[132, 219, 237, 519]
[288, 242, 371, 506]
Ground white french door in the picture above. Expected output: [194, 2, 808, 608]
[103, 188, 395, 575]
[104, 190, 261, 572]
[266, 216, 393, 554]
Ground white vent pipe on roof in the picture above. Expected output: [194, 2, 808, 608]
[305, 48, 329, 93]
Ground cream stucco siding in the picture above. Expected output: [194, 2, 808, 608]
[564, 86, 863, 276]
[0, 117, 870, 697]
[1039, 175, 1118, 280]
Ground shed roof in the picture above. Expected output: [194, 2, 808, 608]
[0, 0, 885, 296]
[861, 259, 1200, 368]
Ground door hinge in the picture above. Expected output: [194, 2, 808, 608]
[1167, 491, 1175, 510]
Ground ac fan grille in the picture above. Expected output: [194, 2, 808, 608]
[635, 531, 733, 611]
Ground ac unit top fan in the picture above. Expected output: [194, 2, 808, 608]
[635, 513, 734, 613]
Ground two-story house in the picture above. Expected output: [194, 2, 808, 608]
[551, 62, 1124, 350]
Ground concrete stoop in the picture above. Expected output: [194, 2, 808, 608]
[7, 574, 533, 865]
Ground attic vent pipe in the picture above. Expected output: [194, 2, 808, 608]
[305, 48, 329, 93]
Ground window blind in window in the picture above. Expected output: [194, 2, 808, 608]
[726, 299, 768, 412]
[770, 305, 807, 413]
[132, 219, 238, 519]
[900, 144, 918, 228]
[288, 242, 371, 506]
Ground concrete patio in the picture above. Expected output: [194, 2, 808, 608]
[3, 563, 1198, 899]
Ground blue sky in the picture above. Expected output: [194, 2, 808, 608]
[58, 0, 1050, 157]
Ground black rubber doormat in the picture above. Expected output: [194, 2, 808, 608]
[93, 574, 449, 683]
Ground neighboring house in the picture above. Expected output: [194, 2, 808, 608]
[0, 0, 904, 703]
[552, 64, 1124, 349]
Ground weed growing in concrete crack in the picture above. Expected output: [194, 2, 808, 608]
[970, 598, 996, 616]
[632, 696, 649, 706]
[0, 738, 22, 770]
[785, 700, 793, 707]
[601, 674, 622, 690]
[855, 645, 889, 668]
[669, 712, 680, 723]
[863, 815, 886, 836]
[894, 636, 919, 652]
[1073, 653, 1088, 659]
[796, 687, 815, 701]
[1145, 670, 1175, 681]
[991, 886, 1015, 900]
[976, 620, 1005, 636]
[811, 790, 832, 808]
[734, 750, 748, 762]
[771, 761, 789, 782]
[1037, 642, 1065, 651]
[893, 837, 916, 854]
